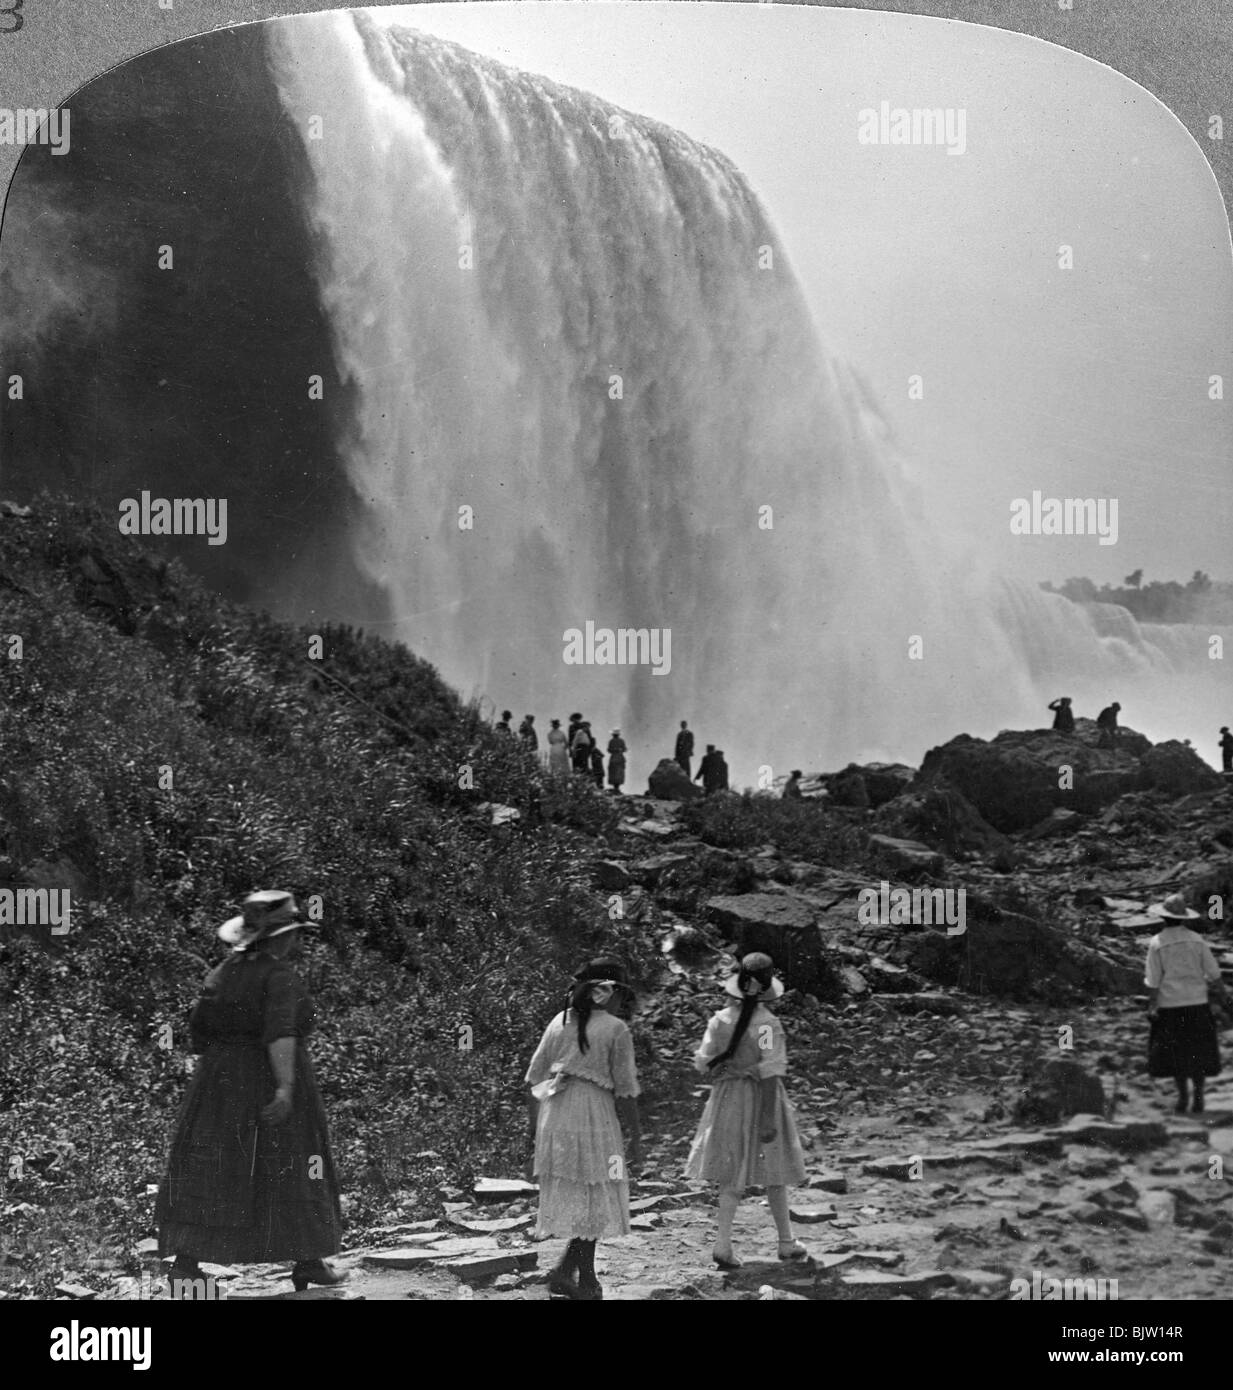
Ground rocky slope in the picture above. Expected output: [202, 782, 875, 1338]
[4, 499, 1231, 1303]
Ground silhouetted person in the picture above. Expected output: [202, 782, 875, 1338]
[1221, 727, 1233, 774]
[590, 742, 605, 788]
[568, 713, 583, 746]
[694, 744, 717, 793]
[695, 745, 728, 795]
[571, 720, 593, 774]
[496, 709, 513, 736]
[675, 721, 695, 778]
[518, 715, 538, 752]
[783, 770, 803, 800]
[1096, 701, 1121, 749]
[607, 731, 627, 793]
[1048, 697, 1075, 734]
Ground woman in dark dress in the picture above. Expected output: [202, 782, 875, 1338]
[607, 730, 627, 793]
[156, 890, 346, 1294]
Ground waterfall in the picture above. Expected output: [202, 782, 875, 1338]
[270, 12, 1232, 785]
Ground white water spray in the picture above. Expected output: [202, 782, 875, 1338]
[271, 12, 1232, 786]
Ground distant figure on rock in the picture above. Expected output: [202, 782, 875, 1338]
[589, 740, 605, 788]
[1096, 701, 1121, 748]
[694, 744, 719, 794]
[496, 709, 513, 736]
[518, 714, 538, 752]
[684, 953, 808, 1269]
[1048, 697, 1075, 734]
[607, 730, 627, 792]
[525, 959, 641, 1301]
[783, 770, 803, 800]
[1145, 894, 1227, 1115]
[570, 720, 593, 774]
[714, 751, 730, 792]
[1220, 726, 1233, 774]
[674, 721, 695, 778]
[547, 719, 570, 776]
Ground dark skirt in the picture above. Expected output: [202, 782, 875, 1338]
[156, 1040, 342, 1263]
[1148, 1004, 1221, 1079]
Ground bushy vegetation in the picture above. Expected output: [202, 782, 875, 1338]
[0, 498, 666, 1295]
[680, 791, 868, 866]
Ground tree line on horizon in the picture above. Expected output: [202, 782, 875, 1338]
[1041, 570, 1233, 625]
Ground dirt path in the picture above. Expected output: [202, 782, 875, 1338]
[117, 999, 1231, 1304]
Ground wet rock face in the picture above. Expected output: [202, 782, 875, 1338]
[914, 727, 1219, 834]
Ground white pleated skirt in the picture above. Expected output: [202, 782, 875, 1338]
[534, 1077, 630, 1239]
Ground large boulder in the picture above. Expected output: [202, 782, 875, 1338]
[826, 767, 870, 808]
[704, 893, 827, 992]
[646, 759, 702, 802]
[897, 910, 1142, 1000]
[1139, 741, 1224, 797]
[911, 726, 1206, 834]
[873, 785, 1006, 854]
[826, 762, 914, 809]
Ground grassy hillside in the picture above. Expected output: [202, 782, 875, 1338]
[0, 498, 664, 1295]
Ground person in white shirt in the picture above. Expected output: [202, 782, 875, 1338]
[1144, 894, 1228, 1114]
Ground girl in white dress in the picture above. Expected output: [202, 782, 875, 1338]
[526, 959, 641, 1300]
[685, 953, 808, 1268]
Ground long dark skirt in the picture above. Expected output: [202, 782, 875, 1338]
[1148, 1004, 1221, 1079]
[156, 1040, 342, 1263]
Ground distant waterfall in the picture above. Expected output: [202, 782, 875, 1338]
[271, 12, 1231, 782]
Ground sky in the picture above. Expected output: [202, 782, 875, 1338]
[370, 1, 1233, 590]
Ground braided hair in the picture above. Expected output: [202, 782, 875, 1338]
[561, 957, 629, 1054]
[707, 956, 775, 1071]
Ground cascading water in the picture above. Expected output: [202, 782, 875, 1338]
[270, 11, 1232, 785]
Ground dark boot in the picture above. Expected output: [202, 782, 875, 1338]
[546, 1240, 581, 1299]
[574, 1239, 602, 1300]
[1191, 1080, 1205, 1115]
[291, 1259, 348, 1292]
[1174, 1077, 1189, 1115]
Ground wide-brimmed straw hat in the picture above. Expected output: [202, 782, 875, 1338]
[219, 890, 306, 949]
[1148, 892, 1200, 922]
[722, 951, 785, 1001]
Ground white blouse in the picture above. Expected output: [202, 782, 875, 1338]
[526, 1008, 640, 1098]
[693, 1003, 789, 1080]
[1145, 925, 1222, 1009]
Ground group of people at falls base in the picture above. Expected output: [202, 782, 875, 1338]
[494, 710, 626, 791]
[489, 712, 736, 797]
[1048, 695, 1233, 772]
[154, 885, 1229, 1300]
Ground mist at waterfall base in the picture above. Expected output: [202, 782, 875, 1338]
[0, 15, 1228, 792]
[268, 12, 1231, 786]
